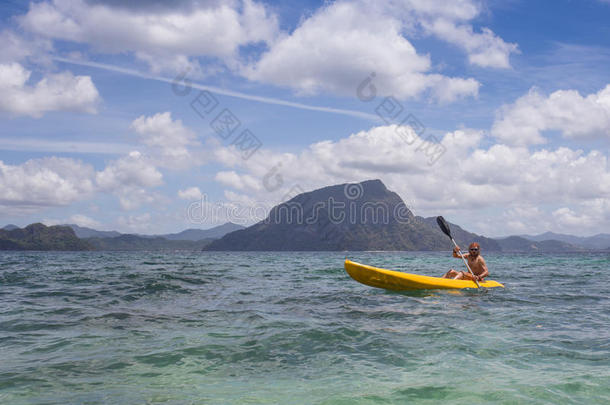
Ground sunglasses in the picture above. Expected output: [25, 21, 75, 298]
[469, 248, 479, 251]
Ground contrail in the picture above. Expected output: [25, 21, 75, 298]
[53, 57, 380, 121]
[0, 137, 134, 155]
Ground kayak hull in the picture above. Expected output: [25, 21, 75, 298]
[344, 259, 504, 290]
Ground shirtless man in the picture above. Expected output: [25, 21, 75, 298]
[442, 242, 489, 281]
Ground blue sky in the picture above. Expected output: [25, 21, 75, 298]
[1, 0, 609, 237]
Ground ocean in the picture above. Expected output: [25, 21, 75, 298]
[1, 251, 608, 404]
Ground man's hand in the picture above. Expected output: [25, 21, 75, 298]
[453, 246, 461, 254]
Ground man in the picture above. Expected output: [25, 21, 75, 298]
[442, 242, 489, 281]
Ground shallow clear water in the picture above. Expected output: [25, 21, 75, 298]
[1, 251, 609, 404]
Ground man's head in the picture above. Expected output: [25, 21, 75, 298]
[469, 242, 481, 256]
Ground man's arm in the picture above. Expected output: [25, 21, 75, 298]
[452, 246, 469, 259]
[476, 258, 489, 281]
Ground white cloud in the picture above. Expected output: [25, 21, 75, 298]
[492, 85, 610, 145]
[498, 205, 547, 234]
[0, 62, 100, 118]
[19, 0, 279, 76]
[387, 0, 518, 68]
[210, 124, 610, 235]
[0, 150, 167, 215]
[96, 151, 164, 210]
[422, 21, 518, 69]
[553, 198, 610, 232]
[215, 170, 263, 191]
[134, 52, 213, 79]
[97, 151, 163, 190]
[117, 213, 152, 233]
[68, 214, 101, 228]
[130, 112, 202, 167]
[42, 214, 101, 228]
[243, 1, 480, 102]
[552, 207, 588, 228]
[223, 190, 257, 206]
[0, 157, 95, 209]
[0, 29, 53, 65]
[178, 186, 203, 200]
[14, 0, 514, 99]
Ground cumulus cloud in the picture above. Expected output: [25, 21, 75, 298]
[209, 124, 610, 235]
[423, 21, 518, 69]
[378, 0, 518, 68]
[131, 112, 202, 167]
[243, 1, 480, 102]
[19, 0, 279, 76]
[96, 151, 164, 210]
[178, 186, 203, 200]
[0, 157, 95, 210]
[0, 150, 167, 215]
[0, 29, 53, 65]
[242, 0, 517, 99]
[68, 214, 102, 228]
[397, 0, 518, 69]
[117, 213, 152, 233]
[0, 62, 100, 118]
[492, 85, 610, 145]
[14, 0, 514, 98]
[215, 171, 263, 191]
[552, 199, 610, 231]
[97, 151, 163, 190]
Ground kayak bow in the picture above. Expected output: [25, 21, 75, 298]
[344, 259, 504, 290]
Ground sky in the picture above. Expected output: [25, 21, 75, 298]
[0, 0, 609, 237]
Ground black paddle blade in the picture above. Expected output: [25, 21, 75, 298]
[436, 216, 452, 238]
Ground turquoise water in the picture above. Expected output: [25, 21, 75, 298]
[1, 251, 609, 404]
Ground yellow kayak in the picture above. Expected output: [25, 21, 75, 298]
[344, 259, 504, 290]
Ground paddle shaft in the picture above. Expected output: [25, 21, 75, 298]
[450, 237, 481, 288]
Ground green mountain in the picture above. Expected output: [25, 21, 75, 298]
[85, 234, 214, 251]
[0, 223, 93, 251]
[64, 222, 244, 242]
[518, 232, 610, 250]
[159, 222, 246, 241]
[66, 224, 121, 239]
[0, 223, 238, 251]
[205, 180, 498, 251]
[495, 236, 584, 252]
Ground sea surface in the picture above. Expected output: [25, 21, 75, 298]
[1, 251, 608, 404]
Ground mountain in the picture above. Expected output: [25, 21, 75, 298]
[86, 234, 214, 251]
[419, 216, 502, 251]
[0, 223, 215, 251]
[592, 235, 610, 250]
[519, 232, 610, 250]
[206, 179, 495, 251]
[495, 236, 584, 252]
[2, 224, 19, 231]
[62, 222, 244, 241]
[0, 223, 92, 251]
[160, 222, 245, 241]
[67, 224, 121, 239]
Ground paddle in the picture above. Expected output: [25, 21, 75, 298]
[436, 216, 481, 288]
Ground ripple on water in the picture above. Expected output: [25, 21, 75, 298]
[0, 251, 609, 404]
